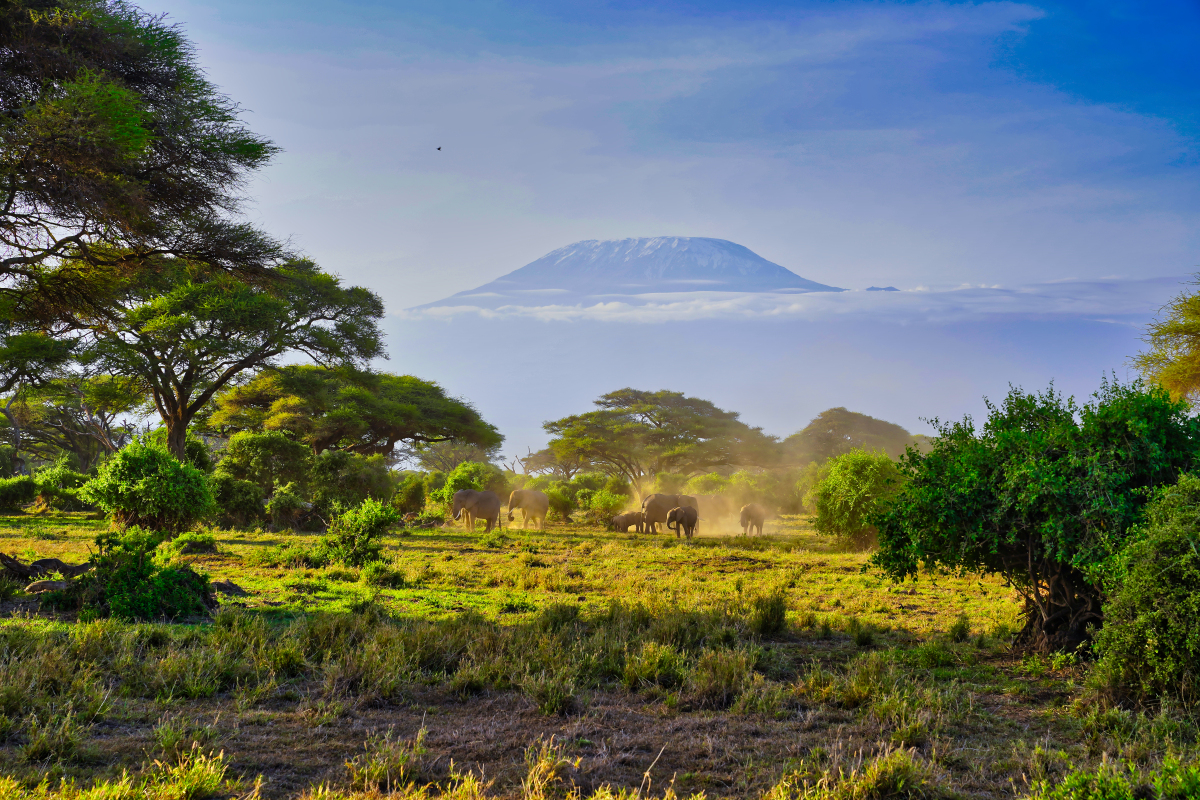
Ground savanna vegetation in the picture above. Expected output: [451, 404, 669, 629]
[2, 1, 1200, 798]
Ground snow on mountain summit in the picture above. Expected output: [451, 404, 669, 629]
[421, 237, 842, 309]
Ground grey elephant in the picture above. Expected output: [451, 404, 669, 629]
[611, 511, 644, 533]
[740, 503, 767, 536]
[666, 506, 699, 540]
[641, 493, 698, 534]
[508, 489, 549, 530]
[452, 489, 501, 533]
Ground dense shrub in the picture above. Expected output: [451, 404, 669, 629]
[545, 488, 574, 522]
[214, 430, 310, 494]
[148, 429, 215, 472]
[684, 472, 732, 496]
[266, 482, 307, 529]
[1024, 758, 1200, 800]
[80, 442, 216, 533]
[588, 489, 626, 518]
[811, 449, 904, 549]
[1092, 474, 1200, 704]
[0, 475, 37, 510]
[318, 498, 400, 567]
[44, 528, 214, 621]
[309, 451, 391, 514]
[434, 460, 505, 505]
[872, 381, 1200, 649]
[209, 473, 264, 528]
[32, 461, 90, 510]
[392, 473, 426, 515]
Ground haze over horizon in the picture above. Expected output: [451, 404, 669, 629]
[136, 0, 1200, 455]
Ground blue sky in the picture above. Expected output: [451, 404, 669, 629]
[144, 0, 1200, 449]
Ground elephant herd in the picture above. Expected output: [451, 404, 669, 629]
[448, 487, 767, 540]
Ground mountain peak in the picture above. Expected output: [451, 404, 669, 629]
[422, 237, 842, 309]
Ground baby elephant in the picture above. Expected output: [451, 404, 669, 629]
[740, 503, 767, 536]
[666, 506, 699, 540]
[611, 511, 644, 533]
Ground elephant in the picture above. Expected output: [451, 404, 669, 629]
[666, 506, 699, 540]
[641, 493, 698, 534]
[611, 511, 644, 533]
[740, 503, 767, 536]
[451, 489, 501, 533]
[507, 489, 550, 530]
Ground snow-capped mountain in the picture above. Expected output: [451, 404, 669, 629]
[416, 237, 842, 309]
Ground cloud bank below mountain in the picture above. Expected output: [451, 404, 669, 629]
[401, 274, 1180, 325]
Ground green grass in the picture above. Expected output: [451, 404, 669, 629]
[0, 510, 1193, 799]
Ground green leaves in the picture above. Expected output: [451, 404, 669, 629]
[871, 380, 1200, 647]
[80, 440, 215, 532]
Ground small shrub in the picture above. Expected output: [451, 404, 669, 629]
[811, 449, 904, 549]
[318, 498, 399, 567]
[1092, 474, 1200, 704]
[209, 473, 264, 528]
[20, 710, 85, 763]
[214, 430, 310, 493]
[80, 441, 215, 532]
[750, 590, 789, 637]
[168, 532, 219, 555]
[266, 481, 307, 529]
[392, 474, 425, 515]
[46, 527, 215, 621]
[1025, 757, 1200, 800]
[689, 648, 753, 709]
[847, 617, 877, 647]
[522, 672, 580, 716]
[310, 450, 393, 514]
[0, 576, 22, 602]
[948, 613, 971, 643]
[545, 489, 574, 522]
[361, 561, 407, 589]
[33, 461, 90, 510]
[623, 641, 687, 690]
[345, 727, 427, 791]
[0, 475, 37, 511]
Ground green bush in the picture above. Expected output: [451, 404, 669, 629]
[266, 481, 307, 529]
[1024, 757, 1200, 800]
[167, 532, 219, 555]
[0, 475, 37, 510]
[391, 473, 426, 515]
[811, 449, 904, 549]
[33, 461, 90, 510]
[434, 461, 504, 505]
[872, 381, 1200, 650]
[80, 441, 216, 533]
[684, 472, 732, 496]
[209, 473, 264, 528]
[214, 430, 310, 493]
[318, 498, 400, 567]
[362, 560, 407, 588]
[309, 450, 392, 514]
[44, 527, 214, 621]
[545, 488, 574, 522]
[1092, 474, 1200, 704]
[149, 429, 215, 473]
[589, 489, 626, 516]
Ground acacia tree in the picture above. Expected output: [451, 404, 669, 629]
[1132, 276, 1200, 402]
[208, 365, 501, 457]
[81, 258, 384, 460]
[0, 329, 74, 465]
[1, 0, 283, 315]
[15, 374, 146, 469]
[543, 388, 778, 496]
[871, 380, 1200, 650]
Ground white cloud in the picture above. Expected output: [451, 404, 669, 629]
[398, 275, 1182, 324]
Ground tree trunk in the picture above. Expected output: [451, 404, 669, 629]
[166, 418, 190, 463]
[1, 399, 21, 474]
[1016, 562, 1103, 652]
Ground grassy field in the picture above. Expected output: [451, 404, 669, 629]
[0, 511, 1194, 799]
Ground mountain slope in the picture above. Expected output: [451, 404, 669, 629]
[420, 237, 842, 308]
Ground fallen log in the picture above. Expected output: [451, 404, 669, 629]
[1, 553, 92, 581]
[25, 580, 69, 594]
